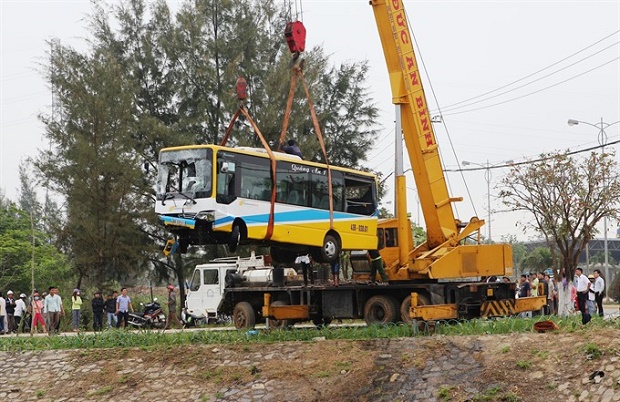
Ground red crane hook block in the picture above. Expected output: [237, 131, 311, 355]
[285, 21, 306, 54]
[236, 77, 247, 101]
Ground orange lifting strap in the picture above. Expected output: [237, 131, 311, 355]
[220, 107, 279, 241]
[220, 61, 335, 241]
[278, 63, 335, 229]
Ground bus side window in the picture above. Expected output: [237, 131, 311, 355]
[216, 160, 237, 204]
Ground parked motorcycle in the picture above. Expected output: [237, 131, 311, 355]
[128, 298, 167, 329]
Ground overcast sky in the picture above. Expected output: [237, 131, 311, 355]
[1, 0, 619, 241]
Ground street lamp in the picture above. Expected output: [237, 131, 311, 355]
[568, 118, 620, 284]
[461, 159, 513, 242]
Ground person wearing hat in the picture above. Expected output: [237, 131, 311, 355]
[91, 291, 105, 332]
[14, 293, 27, 332]
[5, 291, 17, 333]
[71, 289, 83, 332]
[164, 284, 183, 329]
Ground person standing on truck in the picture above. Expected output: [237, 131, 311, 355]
[330, 260, 340, 287]
[368, 250, 388, 284]
[295, 254, 313, 286]
[165, 284, 183, 329]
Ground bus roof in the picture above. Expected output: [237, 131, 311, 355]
[160, 144, 377, 179]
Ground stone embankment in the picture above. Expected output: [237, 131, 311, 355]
[0, 328, 619, 401]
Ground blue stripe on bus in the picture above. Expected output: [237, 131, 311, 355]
[214, 209, 376, 227]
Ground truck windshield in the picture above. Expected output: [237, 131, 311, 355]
[157, 148, 213, 200]
[189, 269, 200, 292]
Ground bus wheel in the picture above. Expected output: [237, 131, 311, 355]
[268, 301, 291, 329]
[229, 224, 241, 252]
[318, 234, 340, 263]
[364, 295, 398, 325]
[233, 302, 256, 329]
[400, 293, 430, 324]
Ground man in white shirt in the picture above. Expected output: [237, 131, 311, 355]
[14, 293, 27, 332]
[592, 269, 605, 317]
[575, 268, 591, 324]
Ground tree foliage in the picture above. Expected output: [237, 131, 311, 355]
[0, 199, 70, 293]
[500, 152, 620, 280]
[32, 0, 379, 291]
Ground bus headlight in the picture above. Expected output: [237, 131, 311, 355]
[195, 211, 215, 222]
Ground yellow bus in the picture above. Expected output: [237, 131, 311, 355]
[155, 145, 378, 262]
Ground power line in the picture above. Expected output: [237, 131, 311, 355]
[444, 138, 620, 173]
[433, 30, 620, 113]
[441, 57, 619, 117]
[438, 40, 620, 114]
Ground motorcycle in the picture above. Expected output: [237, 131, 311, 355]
[128, 298, 167, 329]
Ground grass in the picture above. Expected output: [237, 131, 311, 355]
[515, 360, 531, 369]
[437, 385, 456, 400]
[0, 314, 616, 352]
[89, 385, 114, 396]
[584, 342, 602, 359]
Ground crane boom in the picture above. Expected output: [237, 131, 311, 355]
[371, 0, 461, 248]
[370, 0, 512, 279]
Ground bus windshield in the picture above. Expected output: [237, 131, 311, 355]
[157, 148, 213, 200]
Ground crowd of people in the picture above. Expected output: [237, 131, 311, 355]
[0, 286, 140, 335]
[515, 269, 606, 321]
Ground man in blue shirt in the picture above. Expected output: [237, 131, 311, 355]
[280, 139, 303, 158]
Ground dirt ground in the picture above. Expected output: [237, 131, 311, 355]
[28, 323, 619, 402]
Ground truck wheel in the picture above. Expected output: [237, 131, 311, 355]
[233, 302, 256, 329]
[229, 224, 241, 252]
[268, 301, 291, 329]
[400, 293, 430, 324]
[316, 234, 340, 263]
[364, 295, 398, 325]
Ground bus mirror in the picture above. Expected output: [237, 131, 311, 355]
[220, 162, 229, 173]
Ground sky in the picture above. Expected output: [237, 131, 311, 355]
[1, 0, 619, 242]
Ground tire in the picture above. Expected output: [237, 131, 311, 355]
[316, 234, 340, 263]
[233, 301, 256, 330]
[400, 293, 430, 324]
[364, 295, 398, 325]
[268, 301, 291, 329]
[229, 224, 241, 252]
[152, 313, 167, 329]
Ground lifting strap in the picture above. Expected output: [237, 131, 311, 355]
[278, 64, 334, 229]
[220, 107, 279, 241]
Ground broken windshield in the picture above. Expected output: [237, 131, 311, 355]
[157, 148, 213, 200]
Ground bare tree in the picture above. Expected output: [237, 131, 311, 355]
[500, 151, 620, 281]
